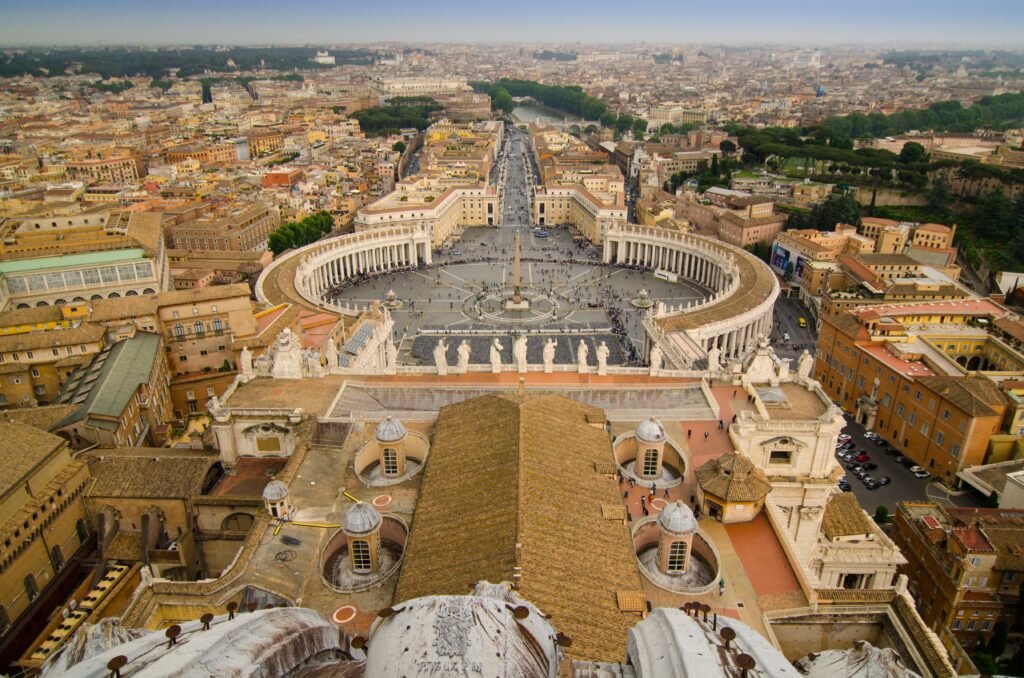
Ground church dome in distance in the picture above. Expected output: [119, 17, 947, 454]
[344, 501, 381, 535]
[375, 416, 406, 443]
[658, 500, 697, 535]
[636, 417, 666, 444]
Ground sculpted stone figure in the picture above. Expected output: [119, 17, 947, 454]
[325, 338, 338, 368]
[457, 340, 471, 373]
[513, 335, 528, 373]
[490, 338, 504, 373]
[649, 344, 663, 375]
[543, 338, 557, 374]
[385, 340, 398, 369]
[577, 339, 589, 373]
[271, 328, 303, 379]
[797, 349, 813, 378]
[239, 345, 253, 379]
[433, 339, 449, 376]
[596, 341, 610, 375]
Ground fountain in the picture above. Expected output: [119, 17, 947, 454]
[631, 288, 655, 309]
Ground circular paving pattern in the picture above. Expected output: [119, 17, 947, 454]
[332, 605, 358, 624]
[372, 494, 392, 507]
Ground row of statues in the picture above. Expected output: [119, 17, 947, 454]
[433, 336, 611, 375]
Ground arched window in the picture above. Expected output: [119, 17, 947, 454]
[76, 518, 89, 543]
[173, 323, 185, 339]
[351, 540, 371, 573]
[24, 574, 39, 601]
[51, 545, 64, 570]
[221, 513, 254, 532]
[382, 448, 399, 476]
[193, 320, 205, 337]
[212, 318, 223, 333]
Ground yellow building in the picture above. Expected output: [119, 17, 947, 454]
[0, 421, 92, 652]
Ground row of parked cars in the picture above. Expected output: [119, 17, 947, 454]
[835, 431, 930, 492]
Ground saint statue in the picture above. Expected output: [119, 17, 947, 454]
[457, 340, 471, 372]
[513, 335, 528, 373]
[649, 344, 663, 374]
[596, 341, 610, 374]
[433, 339, 449, 376]
[543, 338, 557, 373]
[797, 349, 814, 378]
[577, 339, 589, 373]
[490, 338, 504, 373]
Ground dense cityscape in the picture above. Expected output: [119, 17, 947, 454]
[1, 8, 1024, 677]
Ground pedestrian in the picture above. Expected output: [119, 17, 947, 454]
[704, 431, 709, 440]
[624, 490, 629, 499]
[629, 477, 635, 488]
[650, 483, 656, 498]
[732, 389, 737, 398]
[642, 506, 649, 517]
[718, 578, 725, 597]
[687, 429, 692, 439]
[690, 494, 695, 504]
[663, 487, 670, 498]
[731, 414, 737, 423]
[640, 496, 646, 507]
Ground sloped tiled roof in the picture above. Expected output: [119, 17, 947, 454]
[87, 449, 218, 499]
[0, 420, 66, 496]
[695, 453, 771, 503]
[395, 394, 643, 662]
[822, 493, 874, 539]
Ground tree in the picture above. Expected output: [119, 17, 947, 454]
[972, 651, 998, 675]
[927, 177, 953, 212]
[719, 139, 736, 155]
[710, 154, 719, 176]
[631, 117, 648, 140]
[660, 122, 676, 136]
[987, 620, 1009, 658]
[392, 141, 406, 153]
[898, 141, 927, 164]
[614, 115, 634, 136]
[873, 505, 889, 524]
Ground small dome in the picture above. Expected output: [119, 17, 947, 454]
[658, 501, 697, 535]
[262, 480, 289, 502]
[375, 416, 406, 443]
[344, 502, 381, 535]
[636, 417, 666, 443]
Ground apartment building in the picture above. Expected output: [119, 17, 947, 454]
[0, 421, 92, 666]
[64, 152, 142, 185]
[815, 299, 1018, 482]
[167, 203, 280, 252]
[893, 503, 1024, 655]
[53, 332, 172, 448]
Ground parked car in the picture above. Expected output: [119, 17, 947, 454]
[900, 457, 917, 468]
[855, 453, 872, 462]
[909, 465, 925, 474]
[854, 468, 870, 479]
[877, 476, 892, 486]
[838, 433, 852, 443]
[840, 441, 856, 451]
[838, 481, 852, 492]
[864, 431, 880, 441]
[864, 479, 880, 490]
[913, 469, 931, 479]
[846, 462, 862, 471]
[839, 452, 856, 462]
[860, 462, 878, 471]
[859, 473, 875, 484]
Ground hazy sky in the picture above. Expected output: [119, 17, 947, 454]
[1, 0, 1022, 47]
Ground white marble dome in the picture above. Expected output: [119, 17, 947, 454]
[658, 500, 697, 535]
[344, 501, 381, 535]
[636, 417, 666, 444]
[262, 479, 289, 502]
[375, 416, 406, 443]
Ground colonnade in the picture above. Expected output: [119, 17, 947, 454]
[605, 225, 778, 366]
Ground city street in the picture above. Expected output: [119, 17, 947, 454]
[770, 296, 815, 362]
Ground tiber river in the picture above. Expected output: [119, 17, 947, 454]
[511, 103, 570, 125]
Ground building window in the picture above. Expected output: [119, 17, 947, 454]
[382, 448, 399, 476]
[212, 318, 223, 333]
[193, 320, 205, 337]
[959, 420, 967, 433]
[174, 323, 185, 339]
[967, 621, 976, 631]
[642, 449, 659, 475]
[952, 443, 962, 457]
[936, 432, 945, 447]
[24, 574, 39, 601]
[351, 539, 372, 573]
[769, 450, 792, 464]
[982, 621, 991, 631]
[897, 405, 905, 417]
[667, 541, 688, 573]
[51, 544, 64, 570]
[921, 422, 929, 435]
[30, 368, 40, 378]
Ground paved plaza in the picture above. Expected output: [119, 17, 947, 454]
[324, 125, 709, 366]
